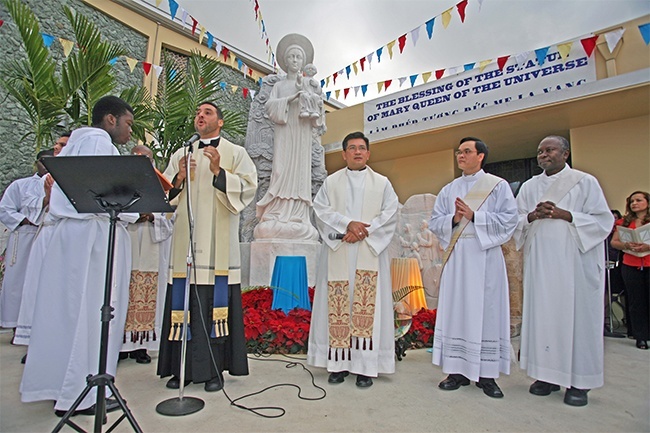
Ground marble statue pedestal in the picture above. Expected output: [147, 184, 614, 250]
[247, 240, 321, 288]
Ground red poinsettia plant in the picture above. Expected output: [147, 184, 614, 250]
[242, 287, 314, 354]
[241, 287, 436, 354]
[402, 308, 437, 348]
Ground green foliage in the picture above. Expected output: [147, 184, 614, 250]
[148, 51, 246, 168]
[0, 0, 65, 152]
[60, 6, 127, 128]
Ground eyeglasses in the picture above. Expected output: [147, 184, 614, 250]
[455, 149, 477, 156]
[346, 145, 368, 152]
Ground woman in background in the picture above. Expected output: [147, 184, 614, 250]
[611, 191, 650, 349]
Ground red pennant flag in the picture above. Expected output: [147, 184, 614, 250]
[0, 20, 4, 27]
[398, 35, 407, 53]
[142, 62, 152, 76]
[254, 0, 260, 18]
[580, 35, 599, 57]
[343, 88, 350, 99]
[333, 72, 338, 85]
[360, 57, 366, 71]
[457, 0, 468, 23]
[248, 69, 254, 77]
[191, 17, 198, 35]
[497, 55, 510, 71]
[221, 47, 230, 61]
[242, 88, 249, 99]
[384, 79, 392, 90]
[435, 69, 445, 80]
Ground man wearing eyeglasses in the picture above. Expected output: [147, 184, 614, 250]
[308, 131, 399, 388]
[429, 137, 517, 399]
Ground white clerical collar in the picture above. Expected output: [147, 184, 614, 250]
[543, 163, 569, 178]
[461, 169, 484, 181]
[347, 166, 367, 172]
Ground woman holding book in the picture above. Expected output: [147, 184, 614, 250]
[611, 191, 650, 349]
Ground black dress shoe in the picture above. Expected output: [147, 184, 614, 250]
[54, 398, 121, 417]
[130, 349, 152, 364]
[439, 374, 470, 390]
[356, 375, 373, 388]
[476, 378, 504, 398]
[529, 380, 561, 396]
[166, 376, 191, 389]
[636, 340, 648, 350]
[327, 371, 349, 384]
[564, 387, 589, 407]
[118, 352, 128, 361]
[204, 376, 224, 392]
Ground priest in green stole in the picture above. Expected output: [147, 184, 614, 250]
[308, 131, 398, 388]
[157, 102, 257, 392]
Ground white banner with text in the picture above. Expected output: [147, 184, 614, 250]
[363, 46, 597, 141]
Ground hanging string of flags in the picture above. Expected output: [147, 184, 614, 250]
[321, 0, 481, 89]
[251, 0, 277, 69]
[30, 27, 260, 101]
[322, 22, 649, 102]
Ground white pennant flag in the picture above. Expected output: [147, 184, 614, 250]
[353, 86, 360, 97]
[515, 51, 531, 66]
[153, 64, 163, 78]
[410, 26, 421, 47]
[604, 28, 625, 53]
[477, 0, 485, 12]
[181, 10, 188, 26]
[398, 76, 407, 87]
[366, 52, 374, 70]
[250, 90, 256, 100]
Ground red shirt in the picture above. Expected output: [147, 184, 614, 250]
[616, 218, 650, 268]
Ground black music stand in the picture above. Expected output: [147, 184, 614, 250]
[43, 155, 173, 433]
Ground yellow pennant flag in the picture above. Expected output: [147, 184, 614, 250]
[125, 57, 138, 72]
[479, 59, 492, 72]
[352, 61, 358, 75]
[198, 26, 206, 45]
[422, 72, 432, 83]
[59, 38, 74, 57]
[442, 8, 453, 28]
[155, 0, 162, 6]
[387, 40, 396, 59]
[230, 85, 238, 94]
[376, 82, 384, 93]
[325, 76, 330, 87]
[335, 89, 340, 99]
[557, 42, 573, 60]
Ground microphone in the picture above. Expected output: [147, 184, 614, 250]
[182, 133, 201, 147]
[328, 233, 345, 240]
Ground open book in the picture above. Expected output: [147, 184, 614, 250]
[618, 223, 650, 257]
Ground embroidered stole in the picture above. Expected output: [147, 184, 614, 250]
[168, 276, 229, 341]
[326, 169, 384, 361]
[523, 167, 586, 253]
[441, 173, 502, 270]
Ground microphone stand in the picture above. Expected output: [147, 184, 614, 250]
[156, 142, 205, 415]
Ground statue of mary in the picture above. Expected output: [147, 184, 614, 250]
[252, 33, 326, 241]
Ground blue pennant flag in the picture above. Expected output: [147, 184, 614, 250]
[345, 65, 351, 79]
[219, 82, 227, 91]
[409, 74, 418, 87]
[639, 23, 650, 45]
[41, 33, 55, 48]
[535, 47, 550, 66]
[426, 18, 435, 39]
[376, 47, 383, 63]
[109, 57, 118, 66]
[361, 84, 368, 96]
[320, 79, 325, 88]
[325, 91, 331, 100]
[168, 0, 179, 21]
[464, 63, 475, 71]
[237, 59, 243, 70]
[169, 69, 178, 81]
[207, 32, 213, 49]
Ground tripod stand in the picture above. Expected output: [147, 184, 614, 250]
[43, 155, 173, 432]
[604, 238, 625, 338]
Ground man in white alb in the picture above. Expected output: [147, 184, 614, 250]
[514, 135, 613, 407]
[308, 131, 399, 388]
[429, 137, 517, 398]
